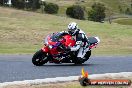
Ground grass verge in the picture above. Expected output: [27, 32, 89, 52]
[0, 7, 132, 55]
[5, 81, 132, 88]
[113, 18, 132, 25]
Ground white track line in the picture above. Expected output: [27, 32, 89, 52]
[0, 72, 132, 88]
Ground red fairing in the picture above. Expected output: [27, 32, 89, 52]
[47, 35, 57, 46]
[41, 46, 49, 52]
[89, 44, 97, 49]
[49, 34, 76, 56]
[63, 35, 76, 47]
[50, 47, 59, 55]
[42, 34, 75, 55]
[42, 46, 59, 55]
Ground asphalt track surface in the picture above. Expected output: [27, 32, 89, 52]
[0, 55, 132, 83]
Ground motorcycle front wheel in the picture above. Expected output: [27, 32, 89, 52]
[32, 49, 48, 66]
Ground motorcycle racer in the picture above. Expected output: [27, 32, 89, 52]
[60, 22, 90, 63]
[32, 22, 100, 66]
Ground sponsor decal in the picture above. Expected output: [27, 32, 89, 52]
[78, 68, 131, 86]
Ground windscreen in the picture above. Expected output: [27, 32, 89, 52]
[50, 33, 62, 42]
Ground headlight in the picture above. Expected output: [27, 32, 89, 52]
[48, 45, 53, 49]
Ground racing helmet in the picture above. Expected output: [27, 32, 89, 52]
[68, 22, 78, 35]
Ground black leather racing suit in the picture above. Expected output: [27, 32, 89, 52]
[60, 29, 89, 59]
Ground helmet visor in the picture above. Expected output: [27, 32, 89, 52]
[68, 28, 76, 34]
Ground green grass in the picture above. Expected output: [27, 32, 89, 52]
[100, 0, 130, 12]
[0, 7, 132, 55]
[46, 0, 131, 15]
[113, 18, 132, 25]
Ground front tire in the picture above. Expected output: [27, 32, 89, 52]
[32, 50, 48, 66]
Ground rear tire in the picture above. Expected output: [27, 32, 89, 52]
[74, 51, 91, 64]
[74, 57, 83, 64]
[83, 50, 91, 62]
[32, 50, 48, 66]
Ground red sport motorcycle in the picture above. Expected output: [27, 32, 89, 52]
[32, 32, 100, 66]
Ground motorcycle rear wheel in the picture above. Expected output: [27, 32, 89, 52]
[74, 51, 91, 64]
[83, 50, 91, 62]
[32, 50, 48, 66]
